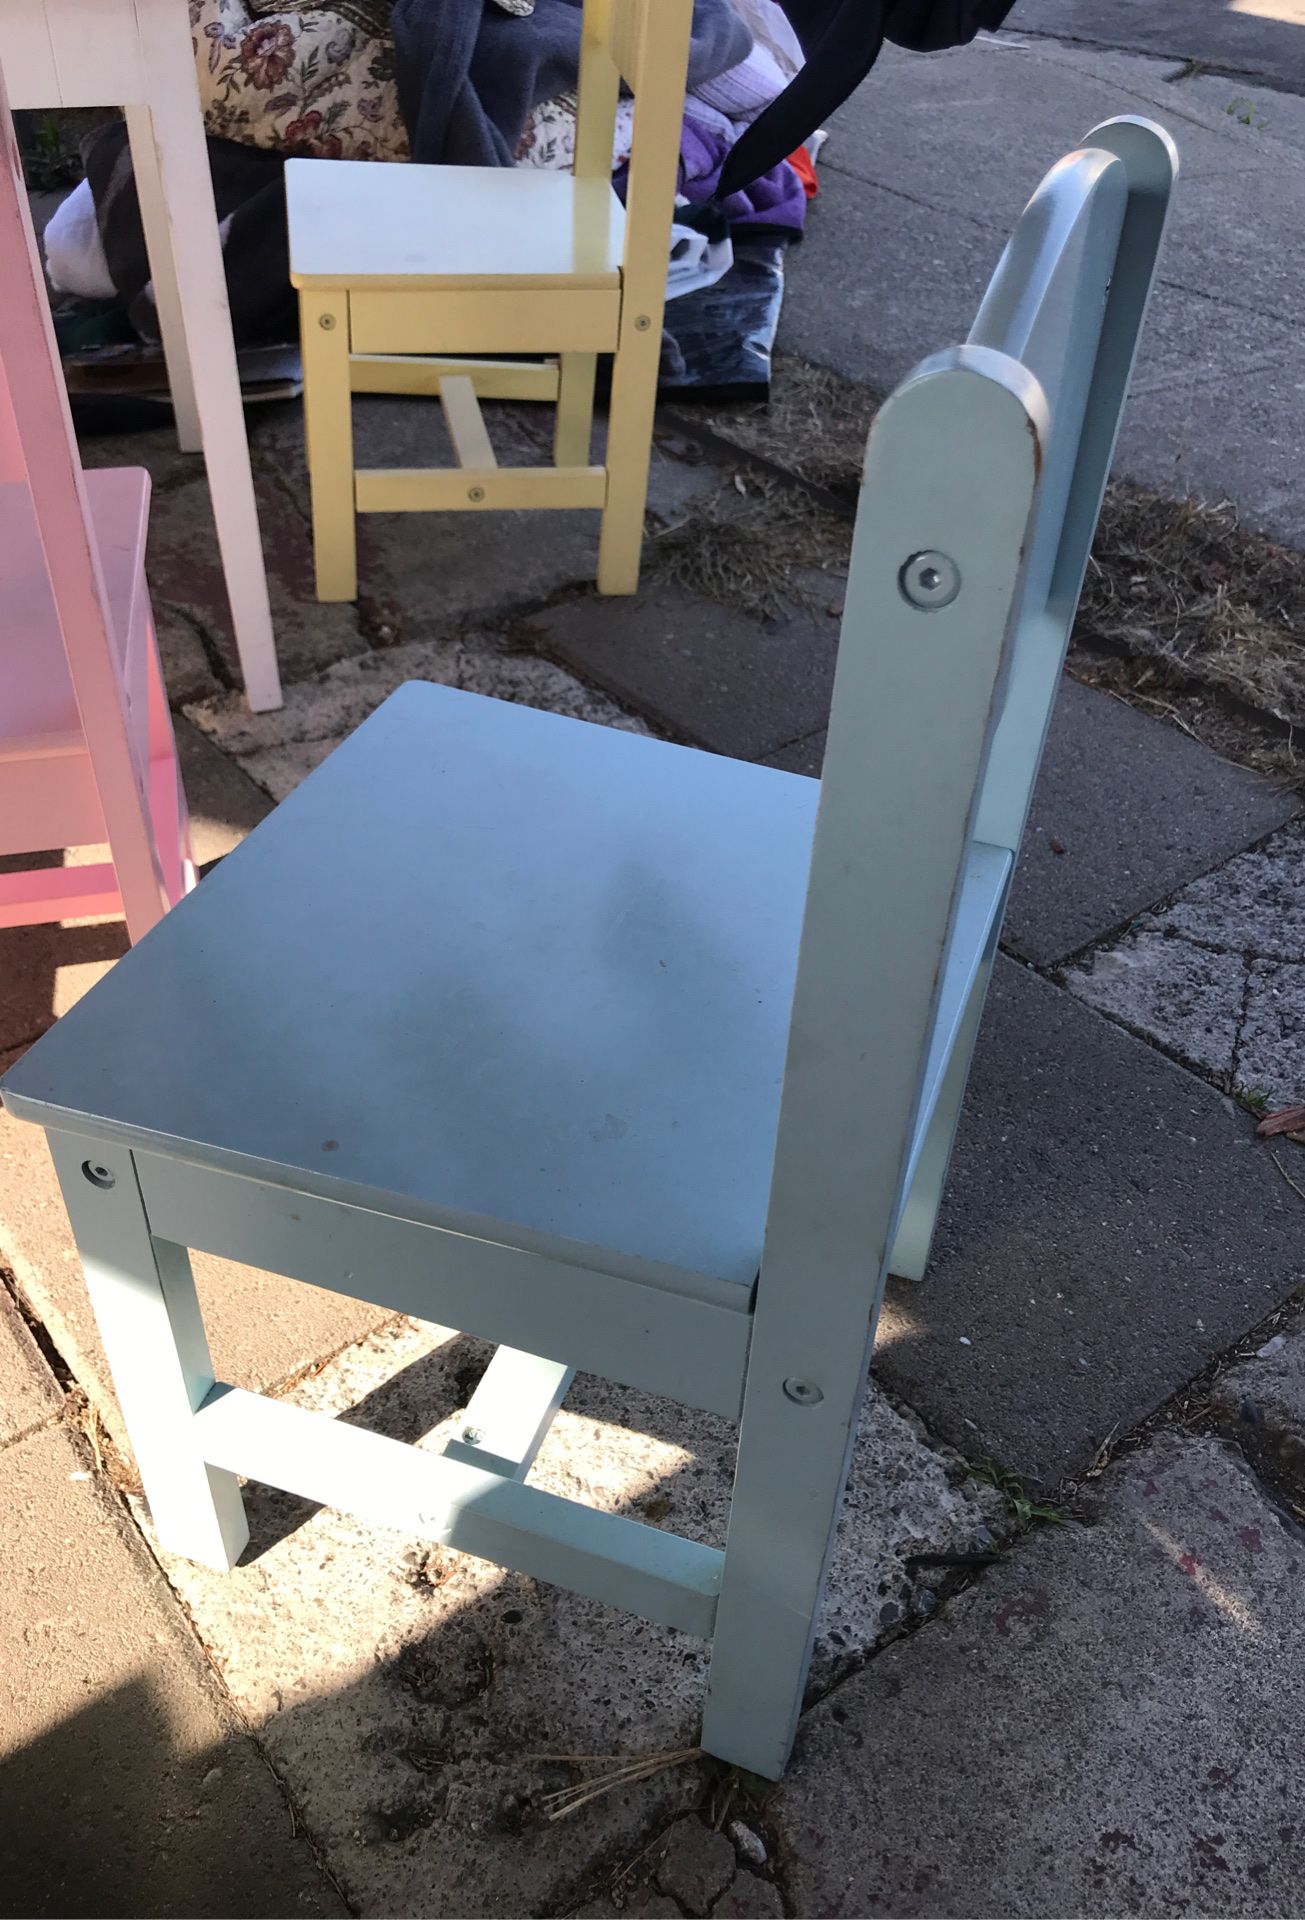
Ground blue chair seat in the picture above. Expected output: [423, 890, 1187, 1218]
[4, 682, 823, 1293]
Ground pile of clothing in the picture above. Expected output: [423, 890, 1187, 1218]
[44, 0, 1010, 397]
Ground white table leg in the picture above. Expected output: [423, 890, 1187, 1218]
[129, 0, 282, 712]
[125, 102, 202, 453]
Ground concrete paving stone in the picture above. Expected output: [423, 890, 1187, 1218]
[0, 1091, 390, 1464]
[1236, 959, 1305, 1109]
[1153, 162, 1303, 334]
[823, 39, 1296, 224]
[1147, 821, 1305, 960]
[759, 729, 823, 775]
[654, 1818, 736, 1914]
[80, 422, 201, 495]
[1098, 276, 1302, 413]
[786, 41, 1305, 540]
[727, 1821, 768, 1869]
[758, 682, 1298, 966]
[1211, 1319, 1305, 1500]
[1175, 69, 1305, 154]
[527, 581, 839, 760]
[152, 599, 225, 706]
[246, 394, 722, 653]
[576, 1897, 682, 1919]
[792, 131, 1299, 414]
[780, 163, 997, 397]
[1066, 946, 1305, 1110]
[771, 1429, 1305, 1919]
[875, 957, 1305, 1486]
[1012, 0, 1305, 91]
[143, 1313, 1005, 1917]
[1113, 332, 1305, 548]
[712, 1869, 784, 1919]
[798, 38, 1305, 309]
[0, 1280, 60, 1450]
[0, 920, 127, 1058]
[1006, 678, 1298, 965]
[173, 710, 276, 857]
[0, 1419, 342, 1919]
[145, 464, 367, 691]
[1065, 930, 1247, 1081]
[186, 627, 648, 801]
[787, 154, 1295, 422]
[1062, 821, 1305, 1104]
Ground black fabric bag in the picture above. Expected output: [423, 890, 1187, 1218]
[719, 0, 1016, 195]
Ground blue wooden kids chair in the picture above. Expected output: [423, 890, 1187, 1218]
[0, 119, 1175, 1780]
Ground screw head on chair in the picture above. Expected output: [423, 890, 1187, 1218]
[899, 551, 961, 610]
[782, 1376, 823, 1406]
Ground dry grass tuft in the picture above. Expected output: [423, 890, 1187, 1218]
[1078, 487, 1305, 729]
[694, 354, 878, 503]
[533, 1748, 704, 1820]
[648, 473, 850, 621]
[690, 353, 1305, 752]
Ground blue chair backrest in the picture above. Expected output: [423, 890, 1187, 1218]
[756, 118, 1176, 1322]
[970, 117, 1176, 854]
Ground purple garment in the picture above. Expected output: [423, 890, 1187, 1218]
[679, 112, 806, 232]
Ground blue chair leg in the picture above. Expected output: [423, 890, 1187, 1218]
[49, 1132, 249, 1570]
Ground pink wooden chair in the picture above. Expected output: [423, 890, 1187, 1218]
[0, 74, 194, 943]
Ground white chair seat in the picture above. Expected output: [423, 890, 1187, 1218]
[286, 160, 625, 289]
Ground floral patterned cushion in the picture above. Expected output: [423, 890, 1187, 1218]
[190, 0, 409, 161]
[514, 91, 636, 171]
[245, 0, 393, 29]
[191, 0, 611, 171]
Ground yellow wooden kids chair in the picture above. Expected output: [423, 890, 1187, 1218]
[286, 0, 692, 603]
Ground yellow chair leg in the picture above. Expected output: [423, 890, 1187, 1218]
[554, 352, 598, 467]
[597, 323, 660, 596]
[299, 290, 358, 603]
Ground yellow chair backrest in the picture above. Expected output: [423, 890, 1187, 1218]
[573, 0, 694, 290]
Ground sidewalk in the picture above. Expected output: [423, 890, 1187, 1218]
[3, 21, 1305, 1918]
[781, 33, 1305, 547]
[0, 1294, 343, 1917]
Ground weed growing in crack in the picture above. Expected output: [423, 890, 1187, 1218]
[969, 1459, 1069, 1529]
